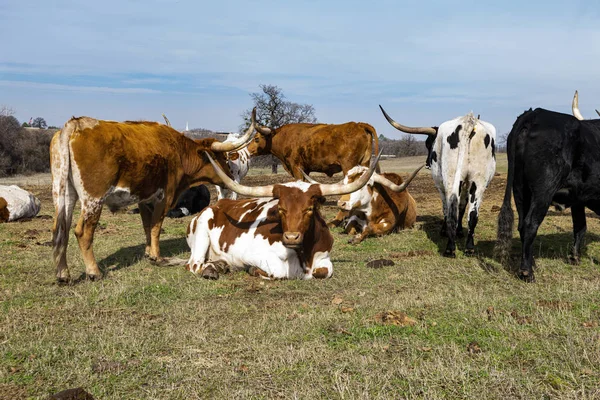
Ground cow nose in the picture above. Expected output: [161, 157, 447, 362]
[283, 232, 302, 246]
[338, 200, 347, 209]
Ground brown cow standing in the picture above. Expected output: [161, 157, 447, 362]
[246, 122, 380, 179]
[51, 110, 256, 282]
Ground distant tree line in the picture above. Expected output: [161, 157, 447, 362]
[0, 106, 56, 176]
[378, 134, 428, 157]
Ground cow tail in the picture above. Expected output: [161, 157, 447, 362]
[364, 124, 381, 173]
[51, 122, 73, 271]
[495, 129, 516, 263]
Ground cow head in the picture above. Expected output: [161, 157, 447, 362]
[337, 165, 424, 211]
[245, 127, 272, 156]
[379, 105, 439, 167]
[189, 109, 258, 185]
[205, 151, 381, 248]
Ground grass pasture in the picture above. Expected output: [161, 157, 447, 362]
[1, 154, 600, 399]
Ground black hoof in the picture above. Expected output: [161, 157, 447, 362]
[518, 270, 535, 283]
[86, 273, 102, 281]
[201, 264, 219, 280]
[56, 277, 71, 285]
[443, 249, 456, 258]
[464, 248, 475, 256]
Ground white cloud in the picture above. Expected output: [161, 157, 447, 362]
[0, 81, 161, 94]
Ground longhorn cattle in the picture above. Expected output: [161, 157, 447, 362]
[51, 110, 257, 282]
[327, 165, 424, 243]
[496, 108, 600, 282]
[215, 133, 252, 200]
[246, 121, 380, 179]
[0, 185, 41, 222]
[571, 90, 600, 120]
[379, 106, 496, 257]
[185, 152, 381, 280]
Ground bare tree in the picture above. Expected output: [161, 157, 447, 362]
[241, 84, 317, 173]
[32, 117, 47, 129]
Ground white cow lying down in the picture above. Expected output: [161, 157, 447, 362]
[0, 185, 41, 222]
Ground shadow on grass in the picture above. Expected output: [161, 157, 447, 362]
[98, 237, 189, 273]
[418, 213, 600, 273]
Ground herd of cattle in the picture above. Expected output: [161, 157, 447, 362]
[1, 91, 598, 283]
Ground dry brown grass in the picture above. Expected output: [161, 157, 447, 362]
[1, 155, 600, 399]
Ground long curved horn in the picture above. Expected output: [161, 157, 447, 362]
[255, 124, 273, 135]
[572, 90, 584, 120]
[298, 168, 319, 184]
[205, 151, 274, 197]
[373, 164, 425, 192]
[379, 105, 437, 136]
[211, 108, 257, 152]
[596, 109, 600, 118]
[162, 113, 171, 127]
[319, 151, 383, 196]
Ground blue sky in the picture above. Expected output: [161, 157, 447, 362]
[1, 0, 599, 138]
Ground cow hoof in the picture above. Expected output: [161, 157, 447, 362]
[201, 264, 219, 280]
[56, 276, 71, 285]
[348, 237, 361, 245]
[443, 249, 456, 258]
[518, 270, 535, 283]
[312, 267, 330, 279]
[464, 248, 475, 256]
[86, 273, 102, 281]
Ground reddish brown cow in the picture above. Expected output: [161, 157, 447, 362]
[51, 110, 256, 282]
[331, 166, 424, 244]
[246, 121, 380, 179]
[185, 152, 381, 280]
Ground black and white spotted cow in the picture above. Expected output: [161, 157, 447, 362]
[380, 106, 496, 256]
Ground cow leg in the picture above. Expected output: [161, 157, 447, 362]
[569, 204, 587, 265]
[138, 202, 154, 257]
[344, 215, 364, 236]
[444, 194, 459, 257]
[349, 220, 393, 245]
[457, 183, 469, 238]
[464, 183, 484, 256]
[54, 180, 78, 282]
[328, 210, 349, 228]
[74, 202, 103, 280]
[185, 213, 222, 279]
[147, 200, 167, 261]
[519, 196, 552, 282]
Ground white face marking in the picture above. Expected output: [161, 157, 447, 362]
[282, 181, 313, 191]
[341, 166, 374, 215]
[0, 185, 41, 221]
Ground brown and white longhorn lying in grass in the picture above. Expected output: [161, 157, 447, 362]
[316, 166, 423, 244]
[185, 152, 381, 280]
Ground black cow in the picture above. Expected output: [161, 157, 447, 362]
[129, 185, 211, 218]
[166, 185, 211, 218]
[496, 108, 600, 282]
